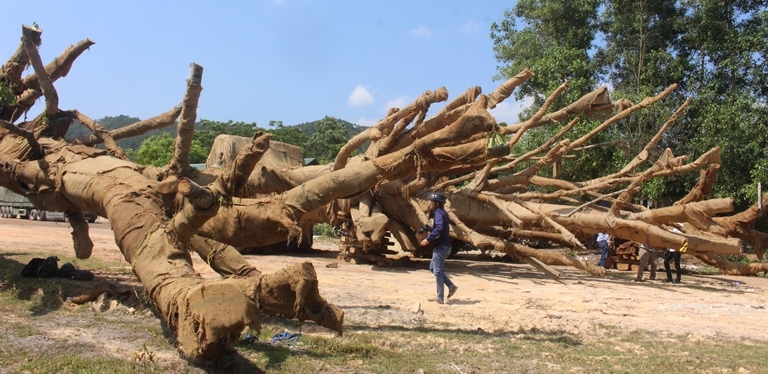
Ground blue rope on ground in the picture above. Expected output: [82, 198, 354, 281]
[270, 331, 301, 345]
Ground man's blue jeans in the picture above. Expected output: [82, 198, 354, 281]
[597, 240, 610, 267]
[430, 245, 455, 302]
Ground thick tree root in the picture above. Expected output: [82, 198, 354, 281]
[175, 262, 343, 360]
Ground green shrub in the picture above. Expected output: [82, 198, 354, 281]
[313, 223, 334, 237]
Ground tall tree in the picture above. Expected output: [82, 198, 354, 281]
[490, 0, 601, 109]
[303, 116, 348, 164]
[492, 0, 768, 220]
[135, 133, 207, 166]
[594, 0, 690, 200]
[491, 0, 610, 183]
[674, 0, 768, 213]
[194, 119, 262, 150]
[598, 0, 687, 96]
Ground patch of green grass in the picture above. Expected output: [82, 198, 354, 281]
[0, 339, 165, 374]
[16, 351, 159, 374]
[0, 251, 133, 316]
[0, 252, 184, 373]
[312, 223, 335, 237]
[232, 320, 768, 373]
[0, 273, 70, 316]
[66, 256, 130, 273]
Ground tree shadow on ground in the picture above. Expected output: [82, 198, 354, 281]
[225, 316, 341, 372]
[0, 252, 148, 315]
[187, 353, 267, 374]
[0, 252, 72, 316]
[601, 270, 754, 294]
[283, 246, 758, 296]
[345, 323, 584, 347]
[366, 255, 566, 286]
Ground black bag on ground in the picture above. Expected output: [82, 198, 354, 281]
[21, 256, 59, 278]
[56, 262, 94, 281]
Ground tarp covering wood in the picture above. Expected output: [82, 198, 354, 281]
[206, 134, 305, 169]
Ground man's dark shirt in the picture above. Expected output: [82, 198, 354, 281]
[426, 207, 451, 247]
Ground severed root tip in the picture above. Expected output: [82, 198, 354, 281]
[176, 279, 260, 360]
[259, 262, 345, 336]
[174, 262, 344, 361]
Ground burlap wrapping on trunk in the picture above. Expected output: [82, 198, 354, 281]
[206, 134, 304, 169]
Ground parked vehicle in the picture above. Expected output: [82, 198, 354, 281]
[0, 187, 97, 223]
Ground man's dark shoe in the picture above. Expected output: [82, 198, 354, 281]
[429, 297, 444, 304]
[673, 280, 681, 284]
[633, 278, 645, 282]
[447, 286, 458, 299]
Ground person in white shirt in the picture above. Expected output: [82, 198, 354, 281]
[596, 232, 613, 268]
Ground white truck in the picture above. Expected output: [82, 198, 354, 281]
[0, 187, 97, 223]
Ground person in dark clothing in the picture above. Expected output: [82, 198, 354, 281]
[664, 226, 684, 284]
[420, 192, 458, 304]
[664, 248, 682, 283]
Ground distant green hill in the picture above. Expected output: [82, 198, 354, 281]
[66, 115, 177, 151]
[293, 118, 367, 138]
[65, 116, 367, 153]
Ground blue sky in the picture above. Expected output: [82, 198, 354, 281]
[2, 1, 525, 128]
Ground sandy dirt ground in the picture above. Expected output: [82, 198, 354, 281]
[2, 218, 768, 345]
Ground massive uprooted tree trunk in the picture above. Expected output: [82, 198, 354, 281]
[2, 24, 766, 360]
[1, 26, 344, 361]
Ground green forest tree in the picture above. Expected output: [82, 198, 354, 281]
[303, 116, 349, 164]
[129, 116, 365, 167]
[492, 0, 767, 218]
[491, 0, 601, 107]
[194, 119, 261, 150]
[135, 133, 208, 167]
[490, 0, 613, 183]
[268, 120, 309, 153]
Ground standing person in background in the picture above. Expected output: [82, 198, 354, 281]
[634, 243, 658, 282]
[596, 231, 613, 268]
[664, 225, 684, 284]
[420, 192, 458, 304]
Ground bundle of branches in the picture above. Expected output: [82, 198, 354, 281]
[202, 74, 767, 277]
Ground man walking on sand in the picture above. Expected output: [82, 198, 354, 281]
[420, 192, 458, 304]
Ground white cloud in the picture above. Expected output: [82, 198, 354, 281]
[410, 25, 432, 37]
[460, 21, 482, 35]
[348, 85, 374, 106]
[488, 97, 533, 125]
[356, 117, 378, 127]
[384, 96, 409, 112]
